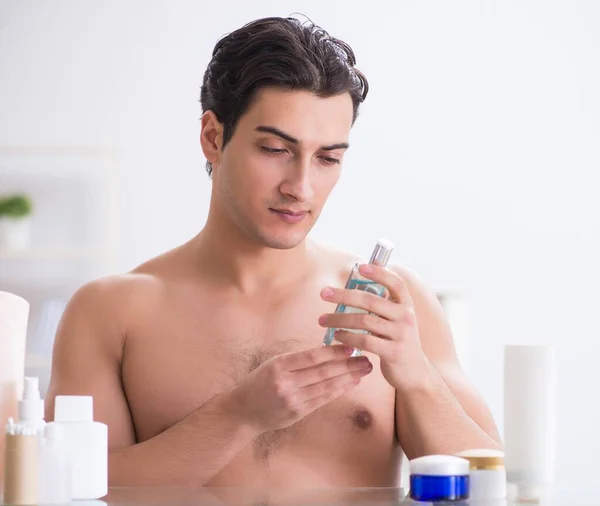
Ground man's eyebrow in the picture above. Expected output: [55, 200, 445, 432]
[321, 142, 350, 151]
[255, 125, 350, 151]
[256, 126, 298, 144]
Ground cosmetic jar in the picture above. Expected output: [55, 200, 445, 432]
[409, 454, 470, 502]
[455, 448, 507, 500]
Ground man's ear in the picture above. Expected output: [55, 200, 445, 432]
[200, 111, 224, 170]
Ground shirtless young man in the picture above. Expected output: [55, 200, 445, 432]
[45, 16, 502, 489]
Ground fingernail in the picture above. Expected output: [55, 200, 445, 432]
[321, 287, 335, 298]
[319, 315, 328, 325]
[344, 346, 354, 355]
[360, 264, 373, 274]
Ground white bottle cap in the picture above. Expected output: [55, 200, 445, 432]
[44, 423, 66, 441]
[18, 376, 45, 421]
[54, 395, 94, 423]
[376, 238, 395, 250]
[369, 239, 395, 267]
[410, 455, 470, 476]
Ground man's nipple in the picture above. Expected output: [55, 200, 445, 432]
[351, 407, 374, 430]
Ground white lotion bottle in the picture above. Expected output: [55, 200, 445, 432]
[46, 395, 108, 500]
[38, 423, 72, 504]
[504, 344, 557, 502]
[17, 377, 45, 440]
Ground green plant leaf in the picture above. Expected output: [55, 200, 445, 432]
[0, 194, 33, 218]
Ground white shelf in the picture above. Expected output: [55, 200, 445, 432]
[0, 248, 112, 261]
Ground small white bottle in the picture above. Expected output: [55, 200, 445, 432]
[45, 395, 108, 500]
[17, 377, 45, 439]
[38, 423, 72, 504]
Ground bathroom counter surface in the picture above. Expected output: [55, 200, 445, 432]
[100, 486, 591, 506]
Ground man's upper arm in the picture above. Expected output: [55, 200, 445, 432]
[393, 266, 502, 444]
[45, 278, 136, 450]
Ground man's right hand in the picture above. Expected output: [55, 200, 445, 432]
[227, 345, 373, 434]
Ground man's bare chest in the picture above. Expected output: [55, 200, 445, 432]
[121, 296, 397, 456]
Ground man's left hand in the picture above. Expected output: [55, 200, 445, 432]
[319, 264, 434, 392]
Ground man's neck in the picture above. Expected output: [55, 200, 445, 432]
[193, 214, 315, 295]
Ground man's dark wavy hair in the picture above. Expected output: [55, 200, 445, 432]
[200, 16, 369, 177]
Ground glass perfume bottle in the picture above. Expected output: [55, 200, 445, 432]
[323, 239, 394, 356]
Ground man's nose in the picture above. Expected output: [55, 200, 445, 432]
[279, 156, 315, 202]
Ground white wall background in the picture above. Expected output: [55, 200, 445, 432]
[1, 0, 599, 488]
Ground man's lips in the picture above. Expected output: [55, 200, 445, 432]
[269, 208, 309, 223]
[271, 208, 308, 216]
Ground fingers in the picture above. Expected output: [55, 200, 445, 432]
[294, 355, 372, 388]
[357, 264, 413, 305]
[319, 310, 400, 337]
[302, 375, 363, 411]
[300, 367, 371, 401]
[281, 344, 354, 372]
[332, 330, 390, 357]
[320, 286, 397, 320]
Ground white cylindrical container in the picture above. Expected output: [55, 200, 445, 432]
[18, 377, 45, 439]
[46, 395, 107, 500]
[38, 423, 72, 504]
[504, 345, 557, 502]
[0, 291, 30, 484]
[455, 449, 507, 501]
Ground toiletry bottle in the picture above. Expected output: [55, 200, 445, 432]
[38, 423, 72, 504]
[323, 238, 394, 355]
[3, 419, 38, 505]
[17, 377, 45, 440]
[45, 395, 107, 500]
[504, 345, 557, 503]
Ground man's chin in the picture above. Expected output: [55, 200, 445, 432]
[261, 236, 306, 250]
[256, 229, 309, 250]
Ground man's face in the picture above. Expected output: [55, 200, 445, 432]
[209, 88, 354, 249]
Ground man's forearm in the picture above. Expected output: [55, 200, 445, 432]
[109, 391, 258, 486]
[395, 366, 502, 459]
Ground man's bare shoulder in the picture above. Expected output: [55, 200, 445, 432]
[66, 247, 185, 327]
[69, 272, 159, 311]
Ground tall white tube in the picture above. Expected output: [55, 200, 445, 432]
[504, 344, 557, 501]
[0, 291, 30, 485]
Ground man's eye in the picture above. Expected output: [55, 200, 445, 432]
[320, 156, 340, 165]
[261, 147, 287, 154]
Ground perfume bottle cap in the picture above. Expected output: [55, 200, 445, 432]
[369, 239, 394, 267]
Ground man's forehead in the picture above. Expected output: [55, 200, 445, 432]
[241, 88, 354, 141]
